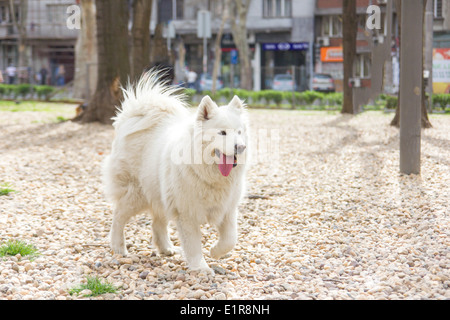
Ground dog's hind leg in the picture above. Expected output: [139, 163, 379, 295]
[110, 196, 144, 256]
[110, 206, 130, 256]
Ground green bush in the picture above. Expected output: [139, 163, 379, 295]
[283, 91, 294, 104]
[384, 95, 398, 109]
[432, 93, 450, 110]
[217, 88, 233, 100]
[34, 85, 55, 101]
[201, 89, 220, 101]
[323, 92, 343, 106]
[0, 84, 15, 97]
[183, 88, 196, 102]
[14, 84, 33, 98]
[233, 89, 251, 101]
[299, 91, 325, 105]
[259, 90, 283, 106]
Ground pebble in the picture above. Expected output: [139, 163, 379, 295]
[0, 110, 449, 300]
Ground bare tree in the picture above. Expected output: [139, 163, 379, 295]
[74, 0, 130, 124]
[9, 0, 27, 83]
[212, 0, 230, 95]
[131, 0, 153, 79]
[151, 23, 171, 65]
[341, 0, 357, 114]
[229, 0, 252, 90]
[73, 0, 97, 100]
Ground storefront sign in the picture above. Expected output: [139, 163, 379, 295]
[320, 47, 343, 62]
[433, 48, 450, 93]
[262, 42, 309, 51]
[230, 50, 238, 65]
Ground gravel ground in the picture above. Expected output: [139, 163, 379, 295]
[0, 107, 449, 300]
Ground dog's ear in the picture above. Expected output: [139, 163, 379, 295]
[229, 95, 245, 112]
[197, 95, 218, 121]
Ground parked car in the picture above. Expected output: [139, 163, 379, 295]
[312, 73, 335, 93]
[272, 74, 296, 91]
[198, 73, 224, 91]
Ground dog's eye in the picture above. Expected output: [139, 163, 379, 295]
[238, 130, 242, 135]
[218, 130, 227, 136]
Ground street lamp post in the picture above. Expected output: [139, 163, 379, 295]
[197, 10, 211, 74]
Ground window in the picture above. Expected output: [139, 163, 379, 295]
[322, 15, 342, 37]
[46, 4, 69, 25]
[354, 54, 371, 78]
[263, 0, 292, 18]
[0, 5, 7, 23]
[357, 14, 366, 30]
[208, 0, 223, 18]
[434, 0, 443, 18]
[158, 0, 184, 21]
[176, 0, 184, 20]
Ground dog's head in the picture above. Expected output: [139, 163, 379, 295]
[195, 95, 249, 177]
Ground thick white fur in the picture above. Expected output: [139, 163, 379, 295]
[103, 71, 249, 273]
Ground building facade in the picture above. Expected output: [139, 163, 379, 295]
[314, 0, 397, 93]
[165, 0, 315, 91]
[0, 0, 77, 85]
[2, 0, 450, 94]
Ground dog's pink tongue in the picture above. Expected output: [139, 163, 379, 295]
[218, 153, 234, 177]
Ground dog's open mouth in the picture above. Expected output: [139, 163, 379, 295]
[215, 149, 237, 177]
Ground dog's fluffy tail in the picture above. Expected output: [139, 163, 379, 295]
[112, 69, 189, 135]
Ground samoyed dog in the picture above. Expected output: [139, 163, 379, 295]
[103, 71, 249, 273]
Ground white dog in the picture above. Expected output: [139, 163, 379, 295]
[103, 71, 249, 273]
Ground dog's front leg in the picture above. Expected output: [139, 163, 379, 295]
[211, 210, 237, 259]
[176, 217, 213, 274]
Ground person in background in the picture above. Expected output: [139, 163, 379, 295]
[187, 68, 197, 90]
[6, 64, 17, 84]
[56, 64, 65, 86]
[40, 67, 48, 85]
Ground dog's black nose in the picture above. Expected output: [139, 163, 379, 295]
[235, 144, 246, 154]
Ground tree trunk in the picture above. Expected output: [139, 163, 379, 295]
[131, 0, 152, 80]
[73, 0, 97, 100]
[229, 0, 252, 90]
[391, 0, 432, 128]
[74, 0, 130, 124]
[151, 23, 171, 65]
[9, 0, 27, 83]
[342, 0, 357, 114]
[212, 0, 230, 95]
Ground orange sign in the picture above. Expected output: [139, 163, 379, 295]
[321, 47, 343, 62]
[433, 48, 450, 93]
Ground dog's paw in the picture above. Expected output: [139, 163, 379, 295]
[189, 260, 215, 275]
[111, 246, 128, 256]
[190, 266, 215, 276]
[210, 244, 232, 260]
[159, 246, 182, 256]
[210, 246, 222, 259]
